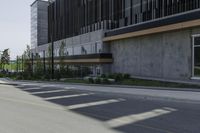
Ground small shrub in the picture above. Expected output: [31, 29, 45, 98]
[108, 74, 115, 79]
[101, 74, 106, 78]
[41, 75, 47, 81]
[16, 74, 23, 80]
[21, 72, 31, 80]
[54, 70, 61, 80]
[115, 73, 123, 82]
[102, 78, 110, 84]
[44, 73, 51, 80]
[0, 73, 4, 78]
[88, 78, 94, 84]
[107, 73, 130, 82]
[123, 74, 130, 79]
[95, 78, 101, 84]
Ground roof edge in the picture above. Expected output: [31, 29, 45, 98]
[30, 0, 49, 7]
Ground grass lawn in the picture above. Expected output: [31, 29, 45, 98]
[119, 78, 200, 88]
[4, 62, 17, 71]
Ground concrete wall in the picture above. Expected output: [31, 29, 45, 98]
[110, 27, 200, 80]
[33, 30, 106, 57]
[31, 30, 109, 76]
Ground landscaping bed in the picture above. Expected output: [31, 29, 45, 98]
[2, 72, 200, 89]
[63, 73, 200, 89]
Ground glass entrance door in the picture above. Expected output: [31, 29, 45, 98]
[192, 35, 200, 78]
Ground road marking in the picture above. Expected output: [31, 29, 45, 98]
[22, 87, 41, 91]
[31, 89, 70, 95]
[64, 87, 75, 89]
[106, 107, 177, 128]
[41, 85, 57, 87]
[21, 84, 38, 86]
[0, 81, 7, 83]
[66, 98, 126, 110]
[22, 86, 75, 91]
[45, 93, 95, 100]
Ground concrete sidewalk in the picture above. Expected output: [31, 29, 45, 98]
[1, 78, 200, 103]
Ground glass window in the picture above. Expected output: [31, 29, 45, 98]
[96, 66, 101, 76]
[74, 46, 81, 55]
[96, 42, 102, 53]
[193, 36, 200, 77]
[65, 47, 73, 56]
[194, 37, 200, 46]
[194, 47, 200, 66]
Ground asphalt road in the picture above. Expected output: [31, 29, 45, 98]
[0, 83, 200, 133]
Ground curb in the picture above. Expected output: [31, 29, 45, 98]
[112, 93, 200, 104]
[0, 82, 18, 86]
[1, 80, 200, 103]
[5, 79, 200, 92]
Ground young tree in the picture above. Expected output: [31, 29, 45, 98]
[34, 53, 43, 79]
[22, 45, 32, 79]
[59, 41, 66, 74]
[47, 44, 52, 72]
[0, 49, 10, 71]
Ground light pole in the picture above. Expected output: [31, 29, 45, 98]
[16, 56, 19, 73]
[22, 55, 24, 72]
[51, 30, 54, 79]
[0, 51, 2, 71]
[50, 1, 55, 80]
[31, 53, 34, 76]
[43, 50, 46, 74]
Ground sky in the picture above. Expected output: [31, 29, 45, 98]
[0, 0, 34, 60]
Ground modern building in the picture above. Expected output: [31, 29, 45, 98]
[31, 0, 49, 49]
[31, 0, 200, 80]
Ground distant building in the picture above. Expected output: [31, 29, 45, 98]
[31, 0, 49, 49]
[31, 0, 200, 80]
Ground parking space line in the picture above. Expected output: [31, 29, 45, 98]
[106, 107, 177, 128]
[67, 98, 126, 110]
[44, 93, 95, 100]
[22, 87, 41, 91]
[31, 89, 70, 95]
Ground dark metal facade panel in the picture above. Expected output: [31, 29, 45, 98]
[48, 0, 200, 43]
[32, 53, 113, 64]
[105, 9, 200, 37]
[54, 53, 113, 60]
[48, 0, 122, 42]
